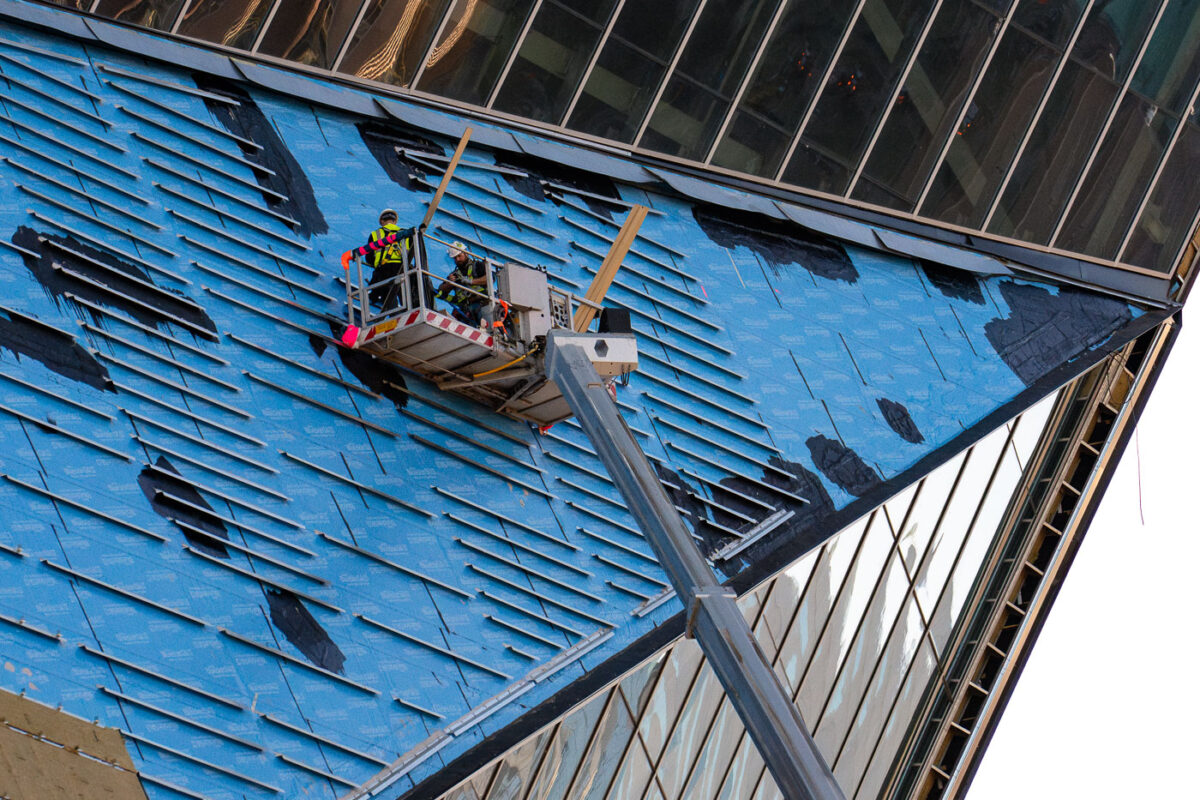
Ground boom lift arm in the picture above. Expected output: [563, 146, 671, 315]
[546, 330, 845, 800]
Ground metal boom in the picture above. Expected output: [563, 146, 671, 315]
[545, 331, 845, 800]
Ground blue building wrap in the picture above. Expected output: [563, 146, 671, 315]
[0, 5, 1155, 798]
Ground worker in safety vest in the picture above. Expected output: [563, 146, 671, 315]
[341, 209, 417, 308]
[437, 241, 490, 326]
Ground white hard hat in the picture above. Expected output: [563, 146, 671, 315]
[448, 241, 467, 258]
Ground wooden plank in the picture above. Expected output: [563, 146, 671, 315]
[573, 204, 648, 332]
[421, 127, 473, 230]
[0, 690, 141, 786]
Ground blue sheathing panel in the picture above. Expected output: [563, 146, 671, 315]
[0, 7, 1149, 798]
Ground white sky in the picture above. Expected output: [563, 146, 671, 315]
[970, 316, 1200, 798]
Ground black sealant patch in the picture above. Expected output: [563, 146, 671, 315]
[877, 398, 924, 444]
[327, 323, 408, 408]
[985, 281, 1133, 386]
[493, 152, 622, 218]
[920, 260, 984, 305]
[709, 456, 833, 570]
[0, 306, 113, 392]
[266, 588, 345, 674]
[692, 205, 858, 283]
[11, 226, 217, 337]
[193, 75, 328, 238]
[137, 456, 230, 558]
[358, 120, 443, 194]
[655, 464, 734, 553]
[806, 435, 881, 497]
[307, 333, 327, 357]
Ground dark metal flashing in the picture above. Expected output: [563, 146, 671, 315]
[951, 317, 1181, 800]
[8, 0, 1172, 307]
[400, 304, 1177, 800]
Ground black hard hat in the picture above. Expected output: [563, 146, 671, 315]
[379, 208, 398, 224]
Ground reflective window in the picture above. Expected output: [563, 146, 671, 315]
[337, 0, 452, 85]
[1073, 0, 1162, 82]
[492, 0, 618, 123]
[716, 733, 766, 800]
[634, 639, 702, 757]
[679, 698, 743, 799]
[1055, 91, 1178, 259]
[843, 637, 937, 797]
[782, 0, 939, 195]
[256, 0, 362, 67]
[987, 59, 1121, 242]
[567, 0, 703, 142]
[526, 689, 609, 800]
[654, 662, 724, 797]
[1011, 0, 1086, 49]
[606, 739, 654, 799]
[573, 692, 634, 799]
[176, 0, 277, 49]
[1124, 121, 1200, 273]
[638, 0, 782, 160]
[709, 0, 860, 176]
[1130, 0, 1200, 114]
[416, 0, 538, 106]
[920, 25, 1061, 227]
[852, 0, 1004, 211]
[92, 0, 185, 30]
[485, 727, 552, 798]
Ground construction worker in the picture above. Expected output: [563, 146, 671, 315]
[438, 241, 489, 326]
[341, 209, 417, 309]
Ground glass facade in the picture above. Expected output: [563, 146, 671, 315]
[429, 393, 1059, 800]
[81, 0, 1200, 277]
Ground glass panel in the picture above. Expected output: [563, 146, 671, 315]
[639, 0, 781, 160]
[679, 697, 744, 800]
[1055, 91, 1179, 259]
[44, 0, 89, 8]
[526, 689, 611, 800]
[441, 781, 482, 800]
[492, 0, 617, 122]
[574, 692, 635, 800]
[852, 0, 1003, 211]
[176, 0, 277, 49]
[1010, 391, 1057, 469]
[256, 0, 363, 67]
[607, 738, 654, 799]
[775, 516, 869, 695]
[812, 543, 911, 759]
[881, 481, 919, 539]
[754, 559, 811, 660]
[634, 639, 703, 758]
[1124, 121, 1200, 272]
[92, 0, 186, 30]
[941, 441, 1023, 631]
[1073, 0, 1161, 83]
[485, 727, 553, 799]
[782, 0, 938, 195]
[987, 59, 1120, 242]
[337, 0, 453, 85]
[1129, 0, 1200, 113]
[795, 512, 894, 724]
[717, 733, 766, 800]
[567, 0, 703, 141]
[1011, 0, 1085, 49]
[654, 660, 725, 797]
[416, 0, 538, 106]
[920, 25, 1061, 226]
[710, 0, 861, 176]
[914, 426, 1009, 619]
[843, 637, 937, 798]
